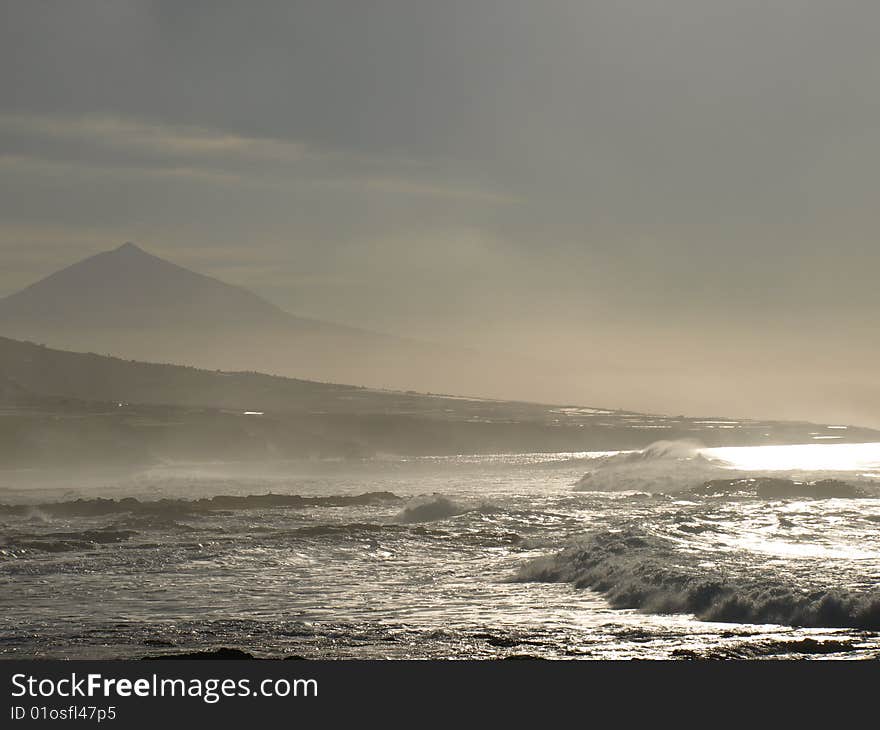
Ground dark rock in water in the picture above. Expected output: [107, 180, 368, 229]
[676, 638, 856, 659]
[754, 638, 856, 656]
[800, 479, 868, 498]
[478, 634, 522, 648]
[756, 478, 866, 498]
[670, 649, 702, 660]
[142, 648, 311, 660]
[142, 647, 255, 660]
[0, 491, 403, 519]
[692, 477, 866, 499]
[4, 529, 140, 554]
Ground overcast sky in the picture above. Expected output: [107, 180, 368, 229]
[1, 1, 879, 424]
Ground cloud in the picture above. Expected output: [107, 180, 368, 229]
[0, 152, 245, 186]
[0, 112, 516, 204]
[0, 113, 307, 163]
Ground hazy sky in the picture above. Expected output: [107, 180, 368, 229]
[1, 1, 879, 424]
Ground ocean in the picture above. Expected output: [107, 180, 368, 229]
[2, 441, 880, 659]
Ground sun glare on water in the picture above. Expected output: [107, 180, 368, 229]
[702, 442, 880, 473]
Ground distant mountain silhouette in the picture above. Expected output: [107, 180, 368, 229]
[0, 242, 356, 333]
[0, 242, 450, 391]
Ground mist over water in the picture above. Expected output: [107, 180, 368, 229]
[3, 441, 879, 659]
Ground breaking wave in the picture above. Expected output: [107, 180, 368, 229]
[394, 495, 471, 523]
[573, 440, 732, 493]
[516, 528, 880, 629]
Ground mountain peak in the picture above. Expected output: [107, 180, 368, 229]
[107, 241, 155, 260]
[0, 241, 291, 329]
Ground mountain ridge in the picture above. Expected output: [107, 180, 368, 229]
[2, 333, 875, 439]
[0, 242, 367, 334]
[2, 334, 877, 469]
